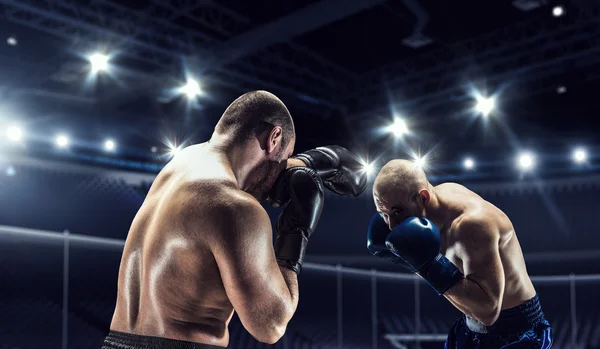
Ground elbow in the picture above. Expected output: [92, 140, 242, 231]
[249, 306, 293, 344]
[476, 301, 501, 327]
[253, 323, 287, 344]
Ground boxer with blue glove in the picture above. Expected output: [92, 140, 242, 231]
[367, 159, 553, 349]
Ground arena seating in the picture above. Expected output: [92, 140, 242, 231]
[1, 159, 600, 348]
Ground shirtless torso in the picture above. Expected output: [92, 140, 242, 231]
[434, 183, 536, 312]
[110, 143, 272, 347]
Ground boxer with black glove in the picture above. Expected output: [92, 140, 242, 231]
[292, 145, 367, 197]
[269, 166, 324, 274]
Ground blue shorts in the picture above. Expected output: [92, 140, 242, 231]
[444, 294, 553, 349]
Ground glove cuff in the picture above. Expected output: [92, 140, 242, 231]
[274, 230, 309, 274]
[418, 254, 464, 295]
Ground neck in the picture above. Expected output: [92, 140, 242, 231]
[424, 185, 451, 231]
[208, 134, 253, 190]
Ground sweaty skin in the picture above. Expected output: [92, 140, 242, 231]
[375, 182, 536, 326]
[110, 143, 299, 347]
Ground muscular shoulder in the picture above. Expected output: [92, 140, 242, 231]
[215, 190, 270, 232]
[453, 213, 500, 245]
[183, 182, 270, 238]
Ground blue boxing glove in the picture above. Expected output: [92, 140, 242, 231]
[366, 213, 414, 271]
[385, 217, 464, 295]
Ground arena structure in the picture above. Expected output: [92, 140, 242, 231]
[1, 1, 600, 348]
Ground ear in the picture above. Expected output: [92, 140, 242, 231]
[419, 189, 431, 206]
[266, 126, 283, 154]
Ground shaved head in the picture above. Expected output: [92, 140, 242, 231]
[374, 159, 428, 199]
[215, 90, 295, 150]
[373, 159, 431, 229]
[213, 90, 296, 201]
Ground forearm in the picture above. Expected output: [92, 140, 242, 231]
[286, 158, 306, 168]
[444, 277, 501, 325]
[244, 267, 298, 344]
[279, 266, 300, 313]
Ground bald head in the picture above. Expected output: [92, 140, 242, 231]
[374, 159, 428, 198]
[372, 159, 432, 228]
[215, 90, 295, 149]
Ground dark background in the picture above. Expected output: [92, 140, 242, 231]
[1, 0, 599, 348]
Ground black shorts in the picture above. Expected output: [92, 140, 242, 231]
[444, 294, 553, 349]
[102, 331, 226, 349]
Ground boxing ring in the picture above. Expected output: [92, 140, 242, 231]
[2, 224, 599, 349]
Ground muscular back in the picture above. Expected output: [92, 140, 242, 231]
[437, 183, 536, 310]
[110, 144, 263, 346]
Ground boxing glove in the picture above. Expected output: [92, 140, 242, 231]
[270, 167, 324, 274]
[293, 145, 367, 196]
[385, 217, 464, 295]
[366, 213, 414, 271]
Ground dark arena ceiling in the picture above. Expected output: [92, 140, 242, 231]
[0, 0, 599, 182]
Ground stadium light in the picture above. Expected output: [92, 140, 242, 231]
[104, 139, 116, 152]
[6, 166, 15, 177]
[7, 36, 17, 46]
[573, 148, 587, 164]
[89, 53, 109, 73]
[170, 146, 182, 156]
[413, 155, 427, 169]
[180, 79, 202, 99]
[517, 152, 535, 170]
[360, 158, 375, 177]
[56, 134, 70, 149]
[476, 95, 495, 117]
[552, 6, 564, 17]
[463, 157, 475, 170]
[386, 118, 408, 138]
[6, 126, 22, 142]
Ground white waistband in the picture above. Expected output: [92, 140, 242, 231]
[466, 316, 488, 334]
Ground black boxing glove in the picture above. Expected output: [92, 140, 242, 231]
[270, 167, 324, 274]
[293, 145, 367, 196]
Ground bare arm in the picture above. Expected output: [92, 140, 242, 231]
[211, 197, 298, 344]
[444, 218, 505, 326]
[286, 157, 306, 168]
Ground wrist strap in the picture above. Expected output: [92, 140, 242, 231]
[419, 254, 464, 295]
[274, 230, 308, 274]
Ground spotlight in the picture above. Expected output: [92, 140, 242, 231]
[463, 158, 475, 170]
[476, 96, 495, 117]
[89, 53, 109, 73]
[56, 134, 70, 149]
[386, 118, 408, 138]
[517, 152, 535, 170]
[169, 144, 182, 156]
[360, 160, 375, 177]
[573, 148, 587, 164]
[6, 166, 15, 177]
[180, 79, 202, 99]
[552, 6, 564, 17]
[104, 139, 116, 152]
[6, 126, 22, 142]
[557, 85, 567, 94]
[7, 36, 17, 46]
[413, 156, 427, 169]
